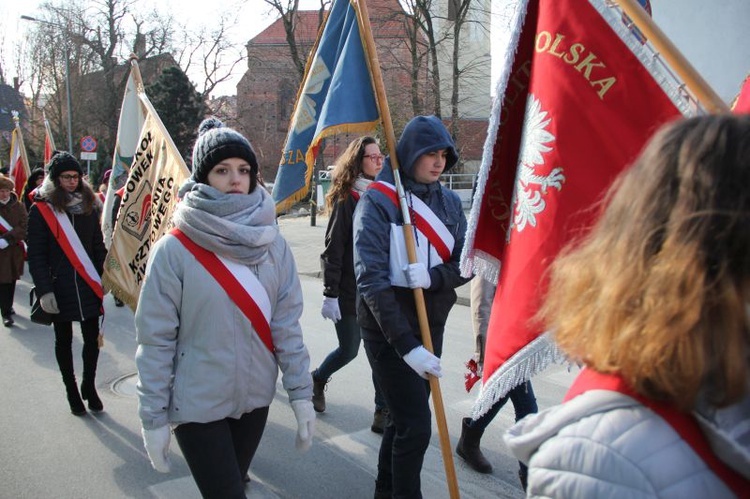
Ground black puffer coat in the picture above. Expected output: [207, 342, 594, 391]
[27, 203, 106, 322]
[320, 195, 358, 315]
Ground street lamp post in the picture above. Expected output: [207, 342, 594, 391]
[21, 15, 74, 154]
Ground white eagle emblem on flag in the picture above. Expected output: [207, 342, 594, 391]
[508, 94, 565, 238]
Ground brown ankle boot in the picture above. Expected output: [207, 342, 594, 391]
[456, 417, 493, 473]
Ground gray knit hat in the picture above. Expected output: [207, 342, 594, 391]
[191, 117, 258, 184]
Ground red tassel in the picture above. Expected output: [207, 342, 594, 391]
[464, 358, 480, 392]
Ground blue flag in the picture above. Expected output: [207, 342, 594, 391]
[272, 0, 380, 213]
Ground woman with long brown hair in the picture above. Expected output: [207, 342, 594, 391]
[506, 115, 750, 497]
[27, 152, 107, 416]
[312, 135, 388, 432]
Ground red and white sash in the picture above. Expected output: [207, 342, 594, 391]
[371, 181, 454, 262]
[0, 214, 26, 256]
[370, 181, 455, 287]
[171, 229, 275, 353]
[36, 202, 103, 299]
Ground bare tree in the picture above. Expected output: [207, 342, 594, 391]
[406, 0, 447, 117]
[173, 14, 246, 99]
[260, 0, 331, 81]
[18, 0, 175, 166]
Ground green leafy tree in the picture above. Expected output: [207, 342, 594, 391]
[146, 66, 207, 163]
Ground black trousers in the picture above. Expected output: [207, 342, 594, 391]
[0, 281, 16, 318]
[364, 330, 444, 499]
[173, 407, 269, 499]
[53, 318, 100, 384]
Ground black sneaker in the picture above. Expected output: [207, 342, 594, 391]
[3, 316, 14, 327]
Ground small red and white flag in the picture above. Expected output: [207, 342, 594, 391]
[43, 113, 57, 165]
[460, 0, 700, 418]
[9, 112, 30, 198]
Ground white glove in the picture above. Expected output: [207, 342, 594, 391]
[0, 239, 8, 250]
[404, 263, 431, 289]
[291, 399, 316, 452]
[403, 345, 442, 379]
[320, 296, 342, 323]
[142, 426, 171, 473]
[39, 293, 60, 314]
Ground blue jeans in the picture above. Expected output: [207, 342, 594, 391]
[364, 332, 444, 498]
[173, 407, 269, 499]
[314, 315, 386, 409]
[469, 380, 537, 474]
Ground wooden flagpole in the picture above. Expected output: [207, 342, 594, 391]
[355, 1, 460, 497]
[613, 0, 729, 113]
[128, 53, 145, 92]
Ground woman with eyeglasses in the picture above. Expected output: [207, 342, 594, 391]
[311, 136, 389, 432]
[27, 152, 107, 416]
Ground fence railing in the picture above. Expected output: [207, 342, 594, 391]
[439, 173, 477, 191]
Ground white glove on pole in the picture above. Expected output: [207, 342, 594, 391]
[0, 239, 9, 250]
[142, 426, 172, 473]
[320, 296, 342, 323]
[39, 293, 60, 314]
[291, 399, 316, 452]
[404, 263, 431, 289]
[402, 346, 442, 379]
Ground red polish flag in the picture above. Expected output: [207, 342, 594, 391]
[732, 73, 750, 113]
[460, 0, 698, 417]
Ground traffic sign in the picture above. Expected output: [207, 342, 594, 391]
[81, 152, 98, 161]
[80, 136, 97, 152]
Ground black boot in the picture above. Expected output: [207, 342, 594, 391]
[81, 380, 103, 412]
[456, 417, 493, 474]
[64, 379, 86, 416]
[81, 338, 104, 412]
[373, 475, 392, 499]
[311, 372, 327, 413]
[56, 339, 86, 416]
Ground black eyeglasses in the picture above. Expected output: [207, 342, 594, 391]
[363, 154, 384, 162]
[59, 174, 80, 181]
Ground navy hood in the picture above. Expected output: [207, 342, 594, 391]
[376, 115, 458, 184]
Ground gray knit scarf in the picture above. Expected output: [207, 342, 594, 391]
[172, 180, 278, 265]
[352, 176, 372, 196]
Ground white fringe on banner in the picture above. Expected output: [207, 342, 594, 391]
[470, 332, 569, 419]
[459, 0, 530, 284]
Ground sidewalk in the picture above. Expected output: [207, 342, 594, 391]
[277, 213, 472, 306]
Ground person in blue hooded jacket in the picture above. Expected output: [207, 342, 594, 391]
[353, 115, 471, 498]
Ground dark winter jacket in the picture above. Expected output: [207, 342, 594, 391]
[321, 194, 358, 315]
[22, 168, 45, 213]
[353, 115, 470, 356]
[0, 196, 27, 283]
[27, 203, 107, 322]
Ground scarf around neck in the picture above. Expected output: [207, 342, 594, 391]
[353, 176, 373, 196]
[172, 180, 279, 265]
